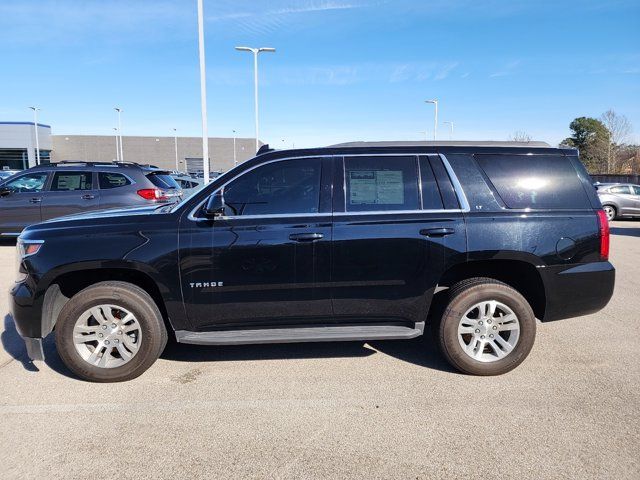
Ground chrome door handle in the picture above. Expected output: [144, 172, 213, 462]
[29, 197, 42, 204]
[289, 233, 324, 242]
[420, 227, 455, 237]
[81, 194, 96, 200]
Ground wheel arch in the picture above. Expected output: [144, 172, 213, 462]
[436, 259, 547, 321]
[40, 263, 179, 337]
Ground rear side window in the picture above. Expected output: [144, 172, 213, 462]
[419, 157, 444, 209]
[50, 172, 93, 191]
[344, 156, 419, 212]
[633, 186, 640, 195]
[609, 185, 631, 194]
[475, 154, 590, 209]
[146, 173, 180, 189]
[98, 172, 131, 189]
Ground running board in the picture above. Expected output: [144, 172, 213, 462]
[175, 322, 425, 346]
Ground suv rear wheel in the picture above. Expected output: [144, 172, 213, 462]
[55, 281, 167, 382]
[437, 278, 536, 376]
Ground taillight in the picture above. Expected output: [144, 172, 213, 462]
[137, 188, 168, 201]
[596, 209, 610, 261]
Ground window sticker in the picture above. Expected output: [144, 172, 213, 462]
[349, 170, 404, 205]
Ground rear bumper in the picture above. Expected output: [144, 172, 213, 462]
[541, 261, 615, 321]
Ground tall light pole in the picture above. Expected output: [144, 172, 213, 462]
[114, 107, 124, 161]
[173, 128, 179, 171]
[443, 121, 454, 140]
[28, 107, 41, 166]
[425, 99, 438, 140]
[232, 129, 237, 166]
[197, 0, 210, 184]
[235, 46, 276, 152]
[113, 127, 120, 161]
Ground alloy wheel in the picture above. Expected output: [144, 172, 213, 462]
[457, 300, 520, 363]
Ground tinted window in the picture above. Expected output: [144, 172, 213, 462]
[4, 172, 48, 193]
[632, 186, 640, 195]
[51, 172, 93, 191]
[147, 173, 180, 189]
[99, 172, 131, 189]
[223, 158, 322, 216]
[609, 185, 631, 194]
[419, 157, 444, 209]
[475, 154, 590, 209]
[344, 156, 419, 212]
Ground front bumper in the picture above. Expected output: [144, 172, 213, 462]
[541, 261, 615, 321]
[10, 280, 46, 361]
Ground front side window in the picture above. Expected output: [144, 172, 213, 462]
[99, 172, 131, 189]
[51, 171, 93, 191]
[3, 172, 48, 193]
[223, 158, 322, 216]
[344, 156, 419, 212]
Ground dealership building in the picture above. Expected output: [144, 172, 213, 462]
[0, 121, 258, 173]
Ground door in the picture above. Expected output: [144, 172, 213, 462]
[629, 185, 640, 215]
[0, 171, 49, 233]
[330, 154, 466, 325]
[40, 171, 99, 220]
[179, 157, 333, 330]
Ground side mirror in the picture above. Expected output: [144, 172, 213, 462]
[203, 191, 225, 218]
[0, 187, 12, 197]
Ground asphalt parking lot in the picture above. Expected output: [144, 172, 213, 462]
[0, 222, 639, 479]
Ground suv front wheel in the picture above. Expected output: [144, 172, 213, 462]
[437, 278, 536, 376]
[55, 281, 168, 382]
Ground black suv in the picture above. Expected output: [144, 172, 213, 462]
[11, 142, 615, 382]
[0, 161, 182, 235]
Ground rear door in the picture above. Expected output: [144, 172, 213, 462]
[330, 154, 466, 325]
[607, 185, 634, 215]
[98, 171, 136, 209]
[0, 171, 49, 233]
[40, 170, 99, 220]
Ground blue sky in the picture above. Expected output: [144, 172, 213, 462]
[1, 0, 639, 147]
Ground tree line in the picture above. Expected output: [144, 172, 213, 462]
[513, 110, 639, 174]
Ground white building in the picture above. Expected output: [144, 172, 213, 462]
[0, 122, 52, 170]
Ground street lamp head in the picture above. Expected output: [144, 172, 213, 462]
[235, 46, 254, 52]
[29, 106, 39, 111]
[425, 99, 438, 104]
[259, 47, 276, 53]
[114, 107, 122, 112]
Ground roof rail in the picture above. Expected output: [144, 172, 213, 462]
[327, 140, 552, 148]
[54, 161, 159, 168]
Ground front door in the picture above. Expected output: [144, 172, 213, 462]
[330, 154, 466, 325]
[0, 171, 49, 233]
[179, 157, 333, 330]
[40, 171, 99, 220]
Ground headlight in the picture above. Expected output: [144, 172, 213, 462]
[17, 239, 44, 258]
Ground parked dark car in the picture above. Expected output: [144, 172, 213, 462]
[0, 161, 182, 235]
[12, 142, 615, 382]
[595, 182, 640, 221]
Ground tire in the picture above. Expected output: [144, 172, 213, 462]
[437, 277, 536, 376]
[602, 205, 617, 222]
[55, 281, 168, 382]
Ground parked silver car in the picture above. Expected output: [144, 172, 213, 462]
[595, 183, 640, 221]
